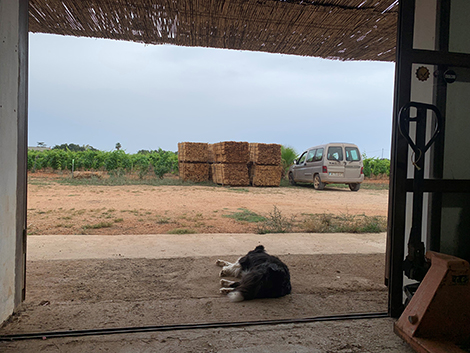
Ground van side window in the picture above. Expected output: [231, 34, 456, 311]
[315, 148, 324, 161]
[345, 147, 361, 161]
[298, 151, 307, 164]
[327, 146, 343, 161]
[306, 149, 316, 162]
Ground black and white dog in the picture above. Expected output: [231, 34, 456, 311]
[216, 245, 291, 302]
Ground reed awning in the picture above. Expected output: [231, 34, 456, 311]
[29, 0, 398, 61]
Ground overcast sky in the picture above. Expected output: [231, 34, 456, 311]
[29, 33, 395, 158]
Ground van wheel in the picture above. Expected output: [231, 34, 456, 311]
[313, 174, 325, 190]
[288, 172, 296, 186]
[349, 183, 361, 191]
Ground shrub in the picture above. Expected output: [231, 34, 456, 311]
[281, 146, 298, 179]
[302, 213, 387, 233]
[362, 155, 390, 178]
[150, 148, 178, 178]
[257, 206, 294, 234]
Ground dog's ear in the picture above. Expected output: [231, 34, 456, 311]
[254, 245, 265, 252]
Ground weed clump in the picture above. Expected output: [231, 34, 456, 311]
[257, 206, 295, 234]
[82, 222, 113, 230]
[302, 213, 386, 233]
[223, 208, 266, 223]
[167, 228, 196, 235]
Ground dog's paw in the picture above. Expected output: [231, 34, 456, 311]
[216, 259, 227, 267]
[219, 269, 227, 277]
[220, 287, 234, 294]
[220, 279, 234, 287]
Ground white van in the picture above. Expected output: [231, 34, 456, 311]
[288, 143, 364, 191]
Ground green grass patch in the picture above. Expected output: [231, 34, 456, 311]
[27, 178, 53, 186]
[57, 175, 215, 187]
[156, 216, 172, 224]
[82, 222, 113, 230]
[359, 182, 389, 190]
[301, 213, 387, 233]
[324, 182, 388, 191]
[55, 223, 74, 228]
[223, 208, 266, 223]
[279, 179, 292, 187]
[167, 228, 196, 234]
[224, 187, 250, 193]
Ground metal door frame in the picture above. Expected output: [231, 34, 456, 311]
[387, 0, 470, 318]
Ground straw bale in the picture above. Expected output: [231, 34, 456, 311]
[249, 164, 282, 187]
[212, 163, 250, 186]
[28, 0, 398, 63]
[179, 162, 210, 182]
[213, 141, 250, 164]
[178, 142, 209, 163]
[249, 143, 282, 165]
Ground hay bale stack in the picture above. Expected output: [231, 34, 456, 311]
[247, 143, 283, 187]
[249, 143, 282, 165]
[213, 141, 249, 164]
[249, 165, 282, 187]
[208, 144, 215, 163]
[179, 141, 281, 186]
[178, 142, 210, 182]
[212, 163, 250, 186]
[179, 162, 210, 182]
[178, 142, 209, 162]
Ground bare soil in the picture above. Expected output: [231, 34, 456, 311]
[0, 174, 411, 352]
[26, 173, 389, 235]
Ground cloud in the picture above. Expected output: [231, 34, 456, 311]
[29, 33, 395, 157]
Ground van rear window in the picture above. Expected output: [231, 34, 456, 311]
[345, 147, 361, 161]
[327, 147, 343, 161]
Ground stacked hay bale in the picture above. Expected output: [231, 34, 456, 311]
[248, 143, 282, 187]
[211, 141, 250, 186]
[178, 142, 210, 182]
[179, 141, 281, 186]
[207, 143, 215, 181]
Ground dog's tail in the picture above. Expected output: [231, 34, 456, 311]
[227, 291, 244, 302]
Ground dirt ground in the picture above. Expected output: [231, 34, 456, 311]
[0, 245, 413, 352]
[26, 173, 389, 235]
[0, 174, 414, 352]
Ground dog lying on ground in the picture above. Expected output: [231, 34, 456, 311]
[216, 245, 291, 302]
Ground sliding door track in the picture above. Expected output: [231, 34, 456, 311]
[0, 312, 388, 341]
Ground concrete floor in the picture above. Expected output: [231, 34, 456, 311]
[1, 233, 415, 352]
[1, 317, 413, 352]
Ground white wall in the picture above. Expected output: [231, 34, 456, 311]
[0, 0, 27, 325]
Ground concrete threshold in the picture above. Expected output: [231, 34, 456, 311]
[27, 232, 386, 261]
